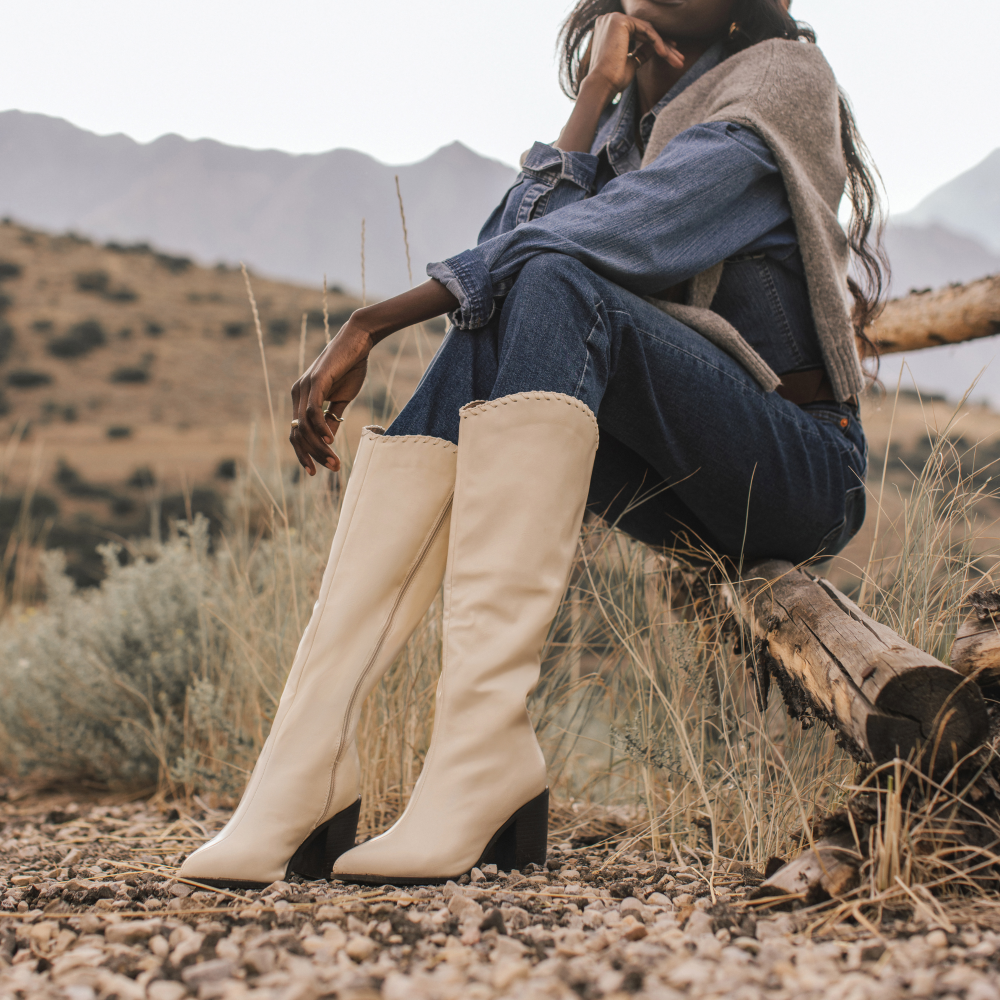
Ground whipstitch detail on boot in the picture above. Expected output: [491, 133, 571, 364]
[460, 392, 598, 440]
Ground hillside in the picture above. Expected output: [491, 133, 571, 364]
[0, 220, 441, 585]
[0, 110, 518, 297]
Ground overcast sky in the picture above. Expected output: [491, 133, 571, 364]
[2, 0, 997, 214]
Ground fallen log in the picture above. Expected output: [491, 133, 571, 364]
[739, 560, 988, 771]
[868, 273, 1000, 356]
[950, 590, 1000, 685]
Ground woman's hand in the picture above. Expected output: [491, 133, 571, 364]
[555, 14, 683, 154]
[290, 319, 372, 475]
[583, 14, 683, 94]
[288, 278, 459, 475]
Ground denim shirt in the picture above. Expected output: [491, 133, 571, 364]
[429, 44, 825, 377]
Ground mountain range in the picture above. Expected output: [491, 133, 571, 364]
[0, 110, 517, 300]
[0, 109, 998, 403]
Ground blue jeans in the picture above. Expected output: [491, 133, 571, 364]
[388, 254, 867, 566]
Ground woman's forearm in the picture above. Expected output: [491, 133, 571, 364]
[554, 76, 618, 154]
[352, 279, 458, 348]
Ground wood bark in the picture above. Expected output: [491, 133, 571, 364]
[950, 591, 1000, 685]
[867, 274, 1000, 356]
[750, 832, 861, 906]
[740, 561, 988, 772]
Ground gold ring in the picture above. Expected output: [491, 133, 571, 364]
[630, 51, 642, 65]
[323, 402, 344, 423]
[290, 419, 300, 428]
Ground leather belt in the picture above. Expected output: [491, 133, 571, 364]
[776, 369, 852, 408]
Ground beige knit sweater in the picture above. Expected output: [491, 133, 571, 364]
[642, 39, 864, 402]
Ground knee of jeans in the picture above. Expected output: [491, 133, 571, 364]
[511, 253, 593, 302]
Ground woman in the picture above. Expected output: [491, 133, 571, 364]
[180, 0, 882, 888]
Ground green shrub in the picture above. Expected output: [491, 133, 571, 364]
[0, 294, 12, 314]
[0, 493, 60, 545]
[145, 322, 164, 337]
[110, 497, 136, 516]
[0, 260, 22, 281]
[105, 241, 151, 255]
[75, 270, 110, 294]
[158, 489, 226, 539]
[31, 319, 53, 333]
[154, 252, 192, 274]
[306, 308, 354, 329]
[7, 369, 52, 388]
[127, 467, 156, 489]
[110, 366, 150, 384]
[107, 425, 132, 439]
[223, 322, 246, 339]
[0, 526, 224, 788]
[105, 285, 138, 302]
[47, 320, 107, 358]
[215, 459, 237, 481]
[0, 323, 14, 364]
[267, 318, 290, 345]
[55, 460, 115, 500]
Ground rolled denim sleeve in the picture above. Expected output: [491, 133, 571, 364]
[428, 123, 794, 331]
[476, 142, 601, 244]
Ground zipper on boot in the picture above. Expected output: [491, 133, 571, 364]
[320, 493, 454, 824]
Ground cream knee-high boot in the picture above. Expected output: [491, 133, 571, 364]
[332, 392, 598, 884]
[179, 427, 457, 888]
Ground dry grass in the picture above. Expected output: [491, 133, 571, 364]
[1, 219, 1000, 928]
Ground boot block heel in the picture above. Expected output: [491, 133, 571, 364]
[477, 788, 548, 872]
[287, 797, 362, 881]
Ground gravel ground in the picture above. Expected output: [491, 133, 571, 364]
[4, 796, 1000, 1000]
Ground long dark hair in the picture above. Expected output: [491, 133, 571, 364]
[558, 0, 888, 356]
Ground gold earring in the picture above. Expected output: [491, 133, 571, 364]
[729, 21, 742, 36]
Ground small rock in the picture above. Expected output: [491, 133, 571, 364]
[104, 919, 163, 944]
[181, 958, 235, 986]
[345, 935, 378, 962]
[620, 897, 649, 922]
[149, 935, 170, 957]
[482, 864, 498, 876]
[622, 921, 648, 942]
[274, 898, 296, 924]
[493, 958, 530, 990]
[926, 929, 949, 950]
[685, 910, 714, 937]
[168, 882, 192, 898]
[448, 894, 483, 921]
[968, 982, 1000, 1000]
[646, 892, 671, 906]
[480, 908, 506, 935]
[470, 867, 486, 883]
[147, 984, 187, 1000]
